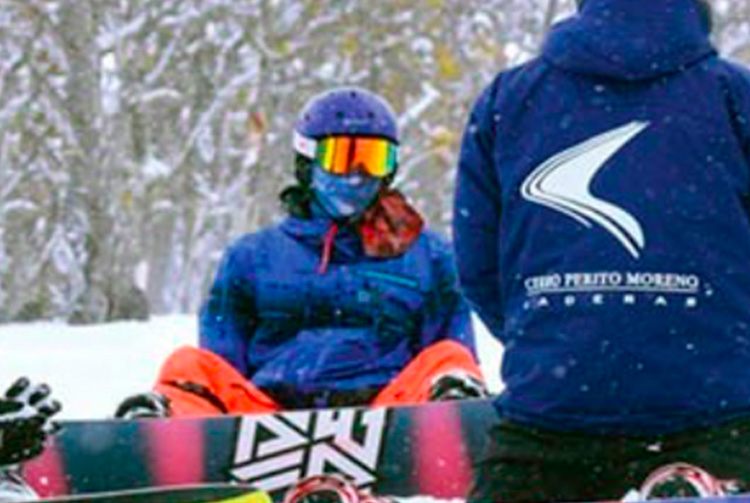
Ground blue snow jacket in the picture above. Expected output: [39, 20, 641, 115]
[454, 0, 750, 434]
[200, 215, 475, 409]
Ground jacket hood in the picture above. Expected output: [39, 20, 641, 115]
[542, 0, 716, 81]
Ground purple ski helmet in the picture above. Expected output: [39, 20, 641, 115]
[295, 87, 399, 143]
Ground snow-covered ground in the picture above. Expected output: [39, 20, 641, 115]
[0, 314, 503, 419]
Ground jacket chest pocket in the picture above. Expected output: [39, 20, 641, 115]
[254, 268, 426, 338]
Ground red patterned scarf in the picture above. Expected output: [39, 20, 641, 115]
[357, 189, 424, 258]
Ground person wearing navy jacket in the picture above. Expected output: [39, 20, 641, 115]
[454, 0, 750, 501]
[116, 87, 486, 420]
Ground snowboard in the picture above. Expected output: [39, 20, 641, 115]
[22, 398, 497, 502]
[36, 484, 271, 503]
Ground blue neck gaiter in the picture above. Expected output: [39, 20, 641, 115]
[311, 166, 382, 220]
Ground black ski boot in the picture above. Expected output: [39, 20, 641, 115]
[429, 370, 488, 401]
[114, 392, 171, 419]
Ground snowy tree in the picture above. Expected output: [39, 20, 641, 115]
[0, 0, 748, 322]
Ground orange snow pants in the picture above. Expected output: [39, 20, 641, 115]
[154, 340, 483, 417]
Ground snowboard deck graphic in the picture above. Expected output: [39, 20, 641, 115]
[23, 398, 497, 502]
[35, 484, 270, 503]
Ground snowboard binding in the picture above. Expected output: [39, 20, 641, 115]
[636, 462, 740, 499]
[282, 474, 392, 503]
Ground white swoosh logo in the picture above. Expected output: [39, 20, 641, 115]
[521, 121, 649, 259]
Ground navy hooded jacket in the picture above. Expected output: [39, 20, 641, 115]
[454, 0, 750, 433]
[199, 215, 475, 409]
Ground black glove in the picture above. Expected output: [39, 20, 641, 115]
[0, 377, 61, 466]
[429, 371, 489, 402]
[115, 392, 171, 419]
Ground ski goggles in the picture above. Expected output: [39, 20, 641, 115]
[294, 132, 398, 178]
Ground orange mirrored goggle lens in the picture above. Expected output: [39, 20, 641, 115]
[317, 136, 398, 178]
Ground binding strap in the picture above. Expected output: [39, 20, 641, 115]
[164, 380, 230, 414]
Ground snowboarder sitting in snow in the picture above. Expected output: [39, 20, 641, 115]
[0, 377, 61, 502]
[116, 87, 486, 418]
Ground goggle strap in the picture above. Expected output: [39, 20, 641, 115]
[293, 131, 318, 159]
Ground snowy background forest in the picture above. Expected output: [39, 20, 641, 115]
[1, 0, 750, 324]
